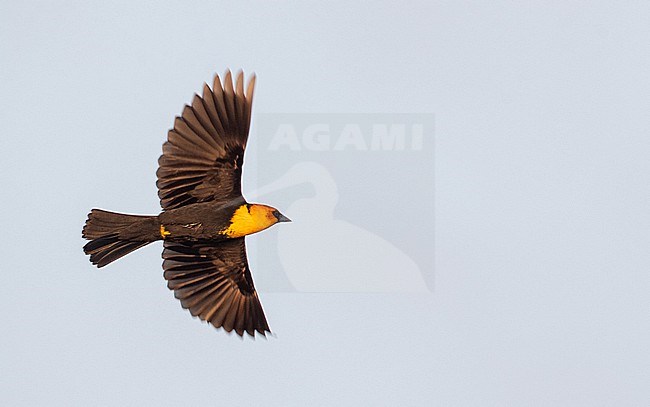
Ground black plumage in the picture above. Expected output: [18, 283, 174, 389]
[82, 70, 286, 337]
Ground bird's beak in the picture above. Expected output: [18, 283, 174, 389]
[276, 213, 292, 223]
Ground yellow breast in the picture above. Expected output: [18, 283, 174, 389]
[220, 204, 277, 238]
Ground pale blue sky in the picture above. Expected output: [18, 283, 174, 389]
[1, 1, 650, 405]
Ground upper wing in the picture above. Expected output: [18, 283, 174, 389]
[157, 70, 256, 210]
[162, 238, 270, 337]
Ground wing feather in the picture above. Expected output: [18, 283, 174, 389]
[201, 83, 226, 136]
[223, 71, 237, 133]
[211, 74, 231, 130]
[162, 238, 270, 337]
[156, 70, 255, 210]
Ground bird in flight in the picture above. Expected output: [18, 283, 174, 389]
[82, 70, 290, 337]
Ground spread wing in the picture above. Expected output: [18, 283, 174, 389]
[162, 238, 270, 337]
[157, 70, 255, 210]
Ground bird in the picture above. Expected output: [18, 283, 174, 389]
[82, 70, 290, 337]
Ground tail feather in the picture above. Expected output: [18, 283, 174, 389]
[83, 209, 160, 268]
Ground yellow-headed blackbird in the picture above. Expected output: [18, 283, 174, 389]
[82, 70, 290, 337]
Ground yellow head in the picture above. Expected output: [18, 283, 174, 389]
[221, 203, 291, 238]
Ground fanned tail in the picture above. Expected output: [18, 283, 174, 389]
[82, 209, 160, 268]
